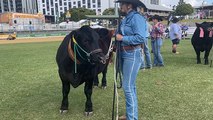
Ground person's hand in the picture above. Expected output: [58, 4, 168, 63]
[116, 34, 123, 41]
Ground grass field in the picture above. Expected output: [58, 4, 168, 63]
[0, 39, 213, 120]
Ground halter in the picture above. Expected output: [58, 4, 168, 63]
[68, 35, 104, 74]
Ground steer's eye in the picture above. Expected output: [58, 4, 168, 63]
[83, 40, 89, 45]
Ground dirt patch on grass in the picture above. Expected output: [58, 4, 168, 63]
[0, 36, 64, 44]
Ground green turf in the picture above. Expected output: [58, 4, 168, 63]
[0, 39, 213, 120]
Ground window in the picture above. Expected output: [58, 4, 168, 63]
[10, 0, 14, 12]
[68, 2, 72, 8]
[92, 0, 95, 3]
[87, 0, 91, 8]
[77, 1, 81, 7]
[59, 0, 62, 6]
[50, 0, 54, 6]
[60, 12, 63, 17]
[51, 8, 54, 15]
[43, 9, 46, 14]
[55, 3, 58, 11]
[15, 0, 22, 13]
[97, 0, 101, 7]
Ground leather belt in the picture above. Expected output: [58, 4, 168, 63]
[121, 45, 141, 51]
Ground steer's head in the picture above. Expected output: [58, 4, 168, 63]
[196, 22, 212, 32]
[196, 22, 213, 38]
[72, 25, 106, 64]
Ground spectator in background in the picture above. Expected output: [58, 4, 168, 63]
[150, 15, 164, 67]
[141, 13, 152, 70]
[181, 23, 188, 39]
[169, 17, 182, 54]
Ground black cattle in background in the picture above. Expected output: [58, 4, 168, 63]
[93, 29, 114, 89]
[191, 22, 213, 64]
[56, 25, 114, 116]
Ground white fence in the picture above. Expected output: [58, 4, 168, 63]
[0, 22, 84, 32]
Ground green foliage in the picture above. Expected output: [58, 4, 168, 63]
[175, 3, 194, 16]
[102, 8, 115, 15]
[0, 40, 213, 120]
[59, 8, 96, 22]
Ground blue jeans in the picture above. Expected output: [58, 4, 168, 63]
[151, 38, 164, 66]
[141, 38, 152, 68]
[121, 47, 142, 120]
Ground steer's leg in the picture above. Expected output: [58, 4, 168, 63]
[84, 79, 93, 116]
[101, 67, 107, 89]
[59, 72, 70, 114]
[195, 50, 201, 64]
[204, 50, 210, 65]
[93, 75, 99, 88]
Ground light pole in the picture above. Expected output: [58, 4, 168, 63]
[114, 0, 118, 16]
[202, 1, 204, 11]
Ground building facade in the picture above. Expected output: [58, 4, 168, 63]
[0, 0, 37, 14]
[141, 0, 172, 17]
[194, 4, 213, 19]
[37, 0, 114, 22]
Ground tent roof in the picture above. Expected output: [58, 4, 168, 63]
[144, 3, 173, 11]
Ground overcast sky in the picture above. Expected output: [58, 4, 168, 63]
[161, 0, 213, 7]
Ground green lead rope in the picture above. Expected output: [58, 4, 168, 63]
[74, 44, 77, 74]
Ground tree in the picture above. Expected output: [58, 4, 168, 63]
[59, 8, 95, 22]
[174, 3, 194, 16]
[102, 8, 115, 15]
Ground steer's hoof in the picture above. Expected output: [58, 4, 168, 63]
[84, 111, 93, 116]
[93, 85, 99, 89]
[60, 110, 68, 114]
[101, 86, 107, 89]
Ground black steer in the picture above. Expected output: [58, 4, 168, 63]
[56, 25, 113, 116]
[93, 29, 114, 89]
[191, 22, 213, 64]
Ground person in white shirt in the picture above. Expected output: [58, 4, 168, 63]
[169, 17, 182, 54]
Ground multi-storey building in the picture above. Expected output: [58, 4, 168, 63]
[37, 0, 114, 22]
[0, 0, 37, 14]
[0, 0, 172, 24]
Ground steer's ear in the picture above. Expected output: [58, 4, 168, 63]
[195, 23, 201, 27]
[71, 30, 78, 37]
[70, 30, 80, 41]
[210, 22, 213, 27]
[97, 28, 108, 38]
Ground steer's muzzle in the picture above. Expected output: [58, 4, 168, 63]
[89, 49, 107, 64]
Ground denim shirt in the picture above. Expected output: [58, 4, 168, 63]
[119, 10, 146, 46]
